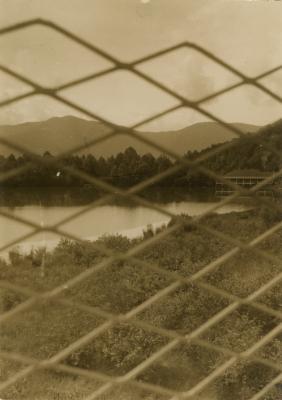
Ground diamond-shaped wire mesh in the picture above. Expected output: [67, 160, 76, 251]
[0, 18, 281, 400]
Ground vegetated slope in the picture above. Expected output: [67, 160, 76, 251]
[189, 118, 282, 176]
[0, 115, 259, 157]
[0, 208, 281, 400]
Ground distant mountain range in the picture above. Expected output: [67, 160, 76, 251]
[0, 116, 259, 157]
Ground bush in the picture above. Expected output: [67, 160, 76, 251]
[8, 247, 24, 266]
[1, 210, 281, 398]
[216, 361, 278, 400]
[258, 205, 282, 227]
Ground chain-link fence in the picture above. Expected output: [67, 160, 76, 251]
[0, 18, 281, 400]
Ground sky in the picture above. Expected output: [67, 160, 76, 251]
[0, 0, 281, 129]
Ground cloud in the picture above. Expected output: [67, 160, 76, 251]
[0, 0, 281, 127]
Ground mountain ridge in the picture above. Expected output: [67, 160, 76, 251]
[0, 116, 259, 157]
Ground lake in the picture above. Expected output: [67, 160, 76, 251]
[0, 199, 250, 259]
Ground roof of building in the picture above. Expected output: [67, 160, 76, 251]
[225, 169, 273, 178]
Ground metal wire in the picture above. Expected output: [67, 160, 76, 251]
[0, 18, 281, 400]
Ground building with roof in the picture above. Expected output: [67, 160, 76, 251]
[215, 169, 278, 197]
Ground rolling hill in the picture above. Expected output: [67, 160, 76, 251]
[0, 116, 259, 157]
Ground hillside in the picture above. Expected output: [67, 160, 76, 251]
[0, 116, 259, 157]
[200, 118, 282, 174]
[1, 209, 281, 399]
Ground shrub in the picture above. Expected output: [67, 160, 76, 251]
[8, 247, 24, 267]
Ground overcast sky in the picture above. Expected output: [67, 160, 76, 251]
[0, 0, 281, 129]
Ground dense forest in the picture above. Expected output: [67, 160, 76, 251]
[0, 119, 281, 191]
[0, 148, 178, 187]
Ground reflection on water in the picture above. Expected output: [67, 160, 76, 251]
[0, 199, 250, 258]
[0, 186, 215, 207]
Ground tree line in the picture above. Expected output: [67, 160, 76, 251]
[0, 147, 209, 188]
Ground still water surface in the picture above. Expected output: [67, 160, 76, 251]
[0, 200, 250, 257]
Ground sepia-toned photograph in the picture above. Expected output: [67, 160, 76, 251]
[0, 0, 281, 399]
